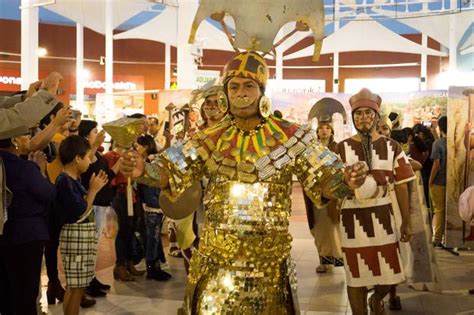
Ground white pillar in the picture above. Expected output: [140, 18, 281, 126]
[105, 0, 114, 96]
[76, 23, 85, 112]
[333, 19, 340, 93]
[420, 33, 428, 91]
[332, 0, 341, 93]
[20, 0, 39, 90]
[422, 0, 428, 12]
[449, 14, 457, 71]
[450, 0, 457, 10]
[333, 52, 339, 93]
[177, 1, 198, 89]
[165, 43, 171, 89]
[276, 48, 283, 80]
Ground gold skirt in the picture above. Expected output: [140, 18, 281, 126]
[180, 253, 299, 315]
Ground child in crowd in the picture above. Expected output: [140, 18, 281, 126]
[55, 135, 108, 315]
[135, 135, 171, 281]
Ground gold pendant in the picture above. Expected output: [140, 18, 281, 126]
[218, 165, 236, 179]
[212, 150, 225, 162]
[260, 147, 271, 156]
[197, 146, 209, 160]
[237, 162, 256, 173]
[205, 158, 219, 173]
[222, 158, 237, 167]
[204, 138, 216, 151]
[273, 131, 283, 140]
[245, 152, 258, 163]
[237, 171, 257, 183]
[220, 141, 231, 152]
[266, 137, 276, 147]
[230, 147, 241, 157]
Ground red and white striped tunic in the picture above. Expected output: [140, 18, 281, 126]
[336, 136, 415, 287]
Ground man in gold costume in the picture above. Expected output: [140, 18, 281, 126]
[121, 51, 367, 314]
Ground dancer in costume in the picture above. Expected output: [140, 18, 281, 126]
[303, 117, 344, 273]
[121, 51, 368, 314]
[181, 85, 228, 273]
[336, 88, 415, 315]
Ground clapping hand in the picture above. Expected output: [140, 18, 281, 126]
[89, 170, 108, 193]
[29, 151, 47, 176]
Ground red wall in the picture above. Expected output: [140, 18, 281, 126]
[0, 19, 445, 111]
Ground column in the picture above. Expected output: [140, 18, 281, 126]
[76, 23, 85, 112]
[333, 22, 340, 92]
[177, 0, 198, 89]
[276, 47, 283, 80]
[165, 43, 171, 89]
[449, 0, 457, 11]
[105, 0, 114, 97]
[333, 0, 340, 93]
[420, 33, 428, 91]
[449, 14, 457, 71]
[104, 0, 114, 119]
[20, 0, 39, 89]
[333, 52, 339, 93]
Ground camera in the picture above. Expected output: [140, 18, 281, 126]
[71, 109, 80, 120]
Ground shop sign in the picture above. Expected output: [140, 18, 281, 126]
[0, 76, 21, 85]
[85, 80, 137, 91]
[266, 79, 326, 96]
[195, 70, 220, 88]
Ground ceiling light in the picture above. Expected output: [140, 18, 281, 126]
[37, 47, 47, 57]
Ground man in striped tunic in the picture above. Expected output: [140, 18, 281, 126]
[335, 88, 415, 315]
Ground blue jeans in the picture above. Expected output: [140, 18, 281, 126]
[144, 212, 166, 266]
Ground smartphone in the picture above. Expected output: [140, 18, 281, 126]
[164, 121, 170, 131]
[423, 121, 431, 127]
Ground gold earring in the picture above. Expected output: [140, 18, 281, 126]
[217, 91, 228, 114]
[258, 96, 272, 119]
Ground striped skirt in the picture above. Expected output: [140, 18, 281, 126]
[59, 222, 97, 288]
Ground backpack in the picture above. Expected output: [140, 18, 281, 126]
[459, 186, 474, 224]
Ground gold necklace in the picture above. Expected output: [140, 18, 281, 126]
[230, 116, 267, 136]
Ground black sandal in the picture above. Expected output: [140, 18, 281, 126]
[389, 296, 402, 310]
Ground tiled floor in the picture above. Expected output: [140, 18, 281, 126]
[41, 183, 474, 314]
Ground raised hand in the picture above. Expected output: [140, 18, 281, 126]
[119, 149, 143, 178]
[41, 72, 63, 95]
[89, 170, 108, 192]
[26, 80, 43, 99]
[52, 105, 72, 126]
[93, 130, 106, 148]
